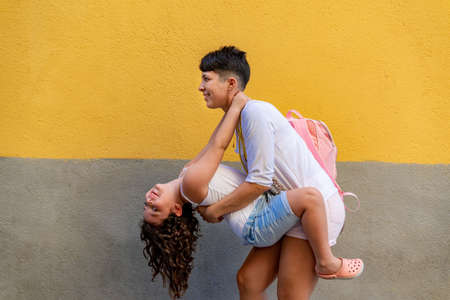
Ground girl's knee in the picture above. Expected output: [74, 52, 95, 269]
[304, 187, 323, 201]
[307, 188, 324, 209]
[289, 187, 324, 214]
[292, 187, 322, 201]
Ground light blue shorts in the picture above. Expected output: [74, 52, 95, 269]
[242, 191, 299, 248]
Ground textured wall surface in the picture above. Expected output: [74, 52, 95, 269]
[1, 1, 449, 163]
[1, 1, 449, 300]
[1, 158, 449, 300]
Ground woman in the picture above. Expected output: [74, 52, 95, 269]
[140, 93, 363, 299]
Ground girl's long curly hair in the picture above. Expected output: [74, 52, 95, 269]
[140, 202, 200, 299]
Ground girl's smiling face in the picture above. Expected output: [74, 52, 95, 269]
[143, 181, 182, 225]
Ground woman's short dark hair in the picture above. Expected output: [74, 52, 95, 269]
[199, 46, 250, 90]
[140, 203, 200, 299]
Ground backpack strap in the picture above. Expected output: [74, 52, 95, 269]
[286, 109, 303, 119]
[318, 120, 335, 144]
[342, 192, 360, 212]
[236, 115, 248, 174]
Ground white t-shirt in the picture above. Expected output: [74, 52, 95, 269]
[235, 100, 338, 237]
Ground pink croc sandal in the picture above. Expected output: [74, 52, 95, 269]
[317, 258, 364, 280]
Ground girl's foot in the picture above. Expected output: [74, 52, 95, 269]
[316, 257, 343, 275]
[316, 258, 364, 280]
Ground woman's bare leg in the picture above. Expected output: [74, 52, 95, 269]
[237, 240, 281, 300]
[277, 236, 318, 300]
[286, 188, 341, 274]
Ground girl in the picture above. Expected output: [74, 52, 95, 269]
[140, 93, 363, 299]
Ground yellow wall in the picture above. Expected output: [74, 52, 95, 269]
[1, 1, 449, 163]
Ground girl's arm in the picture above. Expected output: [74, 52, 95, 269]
[180, 114, 226, 173]
[181, 93, 248, 203]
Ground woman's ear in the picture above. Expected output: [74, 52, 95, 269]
[227, 76, 238, 90]
[173, 203, 183, 217]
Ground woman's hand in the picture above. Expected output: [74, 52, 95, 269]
[196, 205, 224, 223]
[230, 91, 249, 111]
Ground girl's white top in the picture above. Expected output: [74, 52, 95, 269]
[180, 164, 255, 242]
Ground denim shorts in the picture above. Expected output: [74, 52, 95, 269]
[242, 191, 299, 248]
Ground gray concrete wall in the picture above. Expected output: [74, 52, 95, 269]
[1, 158, 449, 300]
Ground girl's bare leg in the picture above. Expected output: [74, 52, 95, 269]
[277, 236, 318, 300]
[286, 188, 342, 274]
[237, 240, 281, 300]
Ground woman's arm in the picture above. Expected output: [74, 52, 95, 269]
[181, 93, 249, 203]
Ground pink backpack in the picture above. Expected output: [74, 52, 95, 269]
[286, 110, 360, 212]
